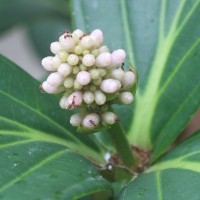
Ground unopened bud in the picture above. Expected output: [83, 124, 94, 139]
[99, 46, 109, 53]
[72, 29, 84, 38]
[41, 56, 55, 71]
[80, 35, 93, 50]
[95, 52, 112, 67]
[110, 69, 124, 81]
[42, 81, 63, 94]
[111, 49, 126, 68]
[122, 71, 136, 89]
[102, 112, 119, 125]
[58, 63, 72, 76]
[119, 92, 134, 104]
[58, 51, 68, 62]
[67, 91, 83, 109]
[94, 90, 106, 105]
[82, 54, 95, 67]
[89, 69, 100, 79]
[70, 113, 84, 126]
[76, 71, 91, 85]
[74, 45, 83, 55]
[73, 80, 83, 90]
[59, 94, 69, 109]
[64, 77, 74, 88]
[83, 91, 95, 104]
[82, 113, 100, 129]
[50, 42, 62, 54]
[51, 55, 61, 67]
[67, 54, 79, 66]
[100, 79, 121, 93]
[47, 72, 64, 87]
[59, 34, 75, 52]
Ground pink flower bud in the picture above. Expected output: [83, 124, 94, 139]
[82, 113, 100, 129]
[58, 63, 72, 76]
[102, 112, 119, 125]
[67, 91, 83, 109]
[119, 92, 134, 104]
[82, 54, 95, 67]
[94, 90, 106, 105]
[111, 49, 126, 68]
[122, 71, 136, 89]
[76, 71, 91, 85]
[100, 79, 121, 93]
[41, 56, 55, 71]
[95, 52, 112, 67]
[47, 72, 64, 87]
[90, 30, 103, 48]
[50, 42, 62, 54]
[70, 113, 84, 126]
[42, 81, 63, 94]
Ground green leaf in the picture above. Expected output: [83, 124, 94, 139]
[119, 129, 200, 199]
[71, 0, 200, 160]
[0, 140, 112, 199]
[0, 54, 104, 162]
[0, 0, 68, 33]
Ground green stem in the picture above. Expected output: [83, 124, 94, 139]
[108, 121, 137, 169]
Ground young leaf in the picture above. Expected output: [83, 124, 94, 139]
[71, 0, 200, 160]
[119, 130, 200, 199]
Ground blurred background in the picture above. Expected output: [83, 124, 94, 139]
[0, 0, 199, 139]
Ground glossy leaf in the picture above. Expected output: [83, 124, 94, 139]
[0, 140, 112, 199]
[71, 0, 200, 161]
[119, 130, 200, 199]
[0, 55, 104, 162]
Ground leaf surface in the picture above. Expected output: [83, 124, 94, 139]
[119, 130, 200, 199]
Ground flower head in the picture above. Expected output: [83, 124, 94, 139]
[40, 29, 137, 133]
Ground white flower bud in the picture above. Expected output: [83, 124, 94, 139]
[70, 113, 84, 126]
[72, 29, 84, 38]
[90, 29, 103, 48]
[100, 79, 121, 93]
[72, 66, 80, 75]
[76, 71, 91, 85]
[111, 49, 126, 68]
[94, 90, 106, 105]
[95, 52, 112, 68]
[91, 49, 99, 57]
[79, 64, 87, 71]
[73, 80, 83, 90]
[80, 35, 93, 50]
[89, 69, 100, 79]
[83, 91, 95, 104]
[42, 81, 63, 94]
[50, 42, 62, 54]
[58, 63, 72, 76]
[122, 71, 136, 89]
[51, 55, 61, 67]
[82, 113, 100, 129]
[67, 54, 79, 66]
[102, 112, 119, 125]
[41, 56, 55, 71]
[58, 51, 68, 62]
[59, 94, 69, 109]
[59, 34, 75, 52]
[93, 78, 102, 86]
[74, 45, 83, 55]
[110, 68, 124, 81]
[64, 77, 74, 88]
[82, 54, 95, 67]
[119, 92, 134, 104]
[47, 72, 64, 87]
[99, 46, 109, 53]
[67, 91, 83, 109]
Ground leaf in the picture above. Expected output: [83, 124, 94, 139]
[119, 129, 200, 199]
[71, 0, 200, 160]
[0, 54, 105, 162]
[0, 55, 112, 198]
[0, 140, 112, 199]
[0, 0, 69, 33]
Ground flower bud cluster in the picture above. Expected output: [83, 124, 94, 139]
[40, 29, 137, 132]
